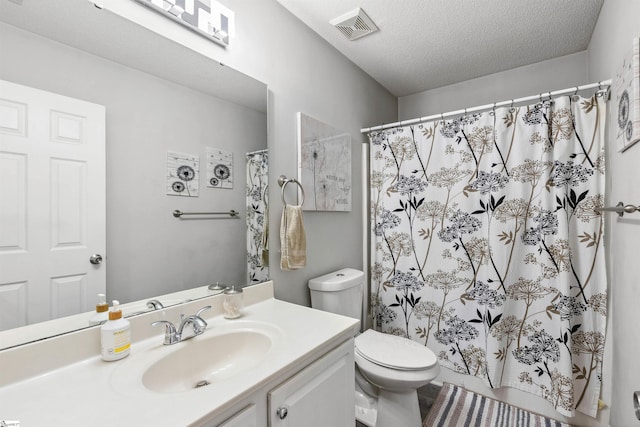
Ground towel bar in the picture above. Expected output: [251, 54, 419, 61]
[278, 175, 305, 206]
[173, 210, 239, 218]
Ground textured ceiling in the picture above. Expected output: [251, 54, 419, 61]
[275, 0, 604, 97]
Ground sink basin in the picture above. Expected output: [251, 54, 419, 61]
[110, 320, 284, 397]
[141, 329, 273, 393]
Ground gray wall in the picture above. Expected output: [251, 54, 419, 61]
[587, 0, 640, 425]
[399, 51, 588, 120]
[0, 23, 267, 303]
[203, 1, 398, 305]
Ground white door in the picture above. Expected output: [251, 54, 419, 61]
[0, 79, 106, 331]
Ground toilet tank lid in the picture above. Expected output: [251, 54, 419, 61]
[308, 268, 364, 291]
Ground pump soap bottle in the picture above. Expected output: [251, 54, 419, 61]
[89, 293, 109, 325]
[100, 300, 130, 361]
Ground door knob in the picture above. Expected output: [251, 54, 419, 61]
[90, 254, 103, 265]
[276, 406, 288, 419]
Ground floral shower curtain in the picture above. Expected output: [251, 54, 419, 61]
[246, 151, 269, 284]
[369, 94, 607, 417]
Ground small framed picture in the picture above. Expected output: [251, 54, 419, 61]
[206, 147, 233, 189]
[297, 113, 351, 211]
[167, 151, 199, 197]
[614, 37, 640, 152]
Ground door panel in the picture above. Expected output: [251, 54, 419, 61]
[0, 79, 105, 330]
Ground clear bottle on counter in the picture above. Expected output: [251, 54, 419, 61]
[223, 286, 244, 319]
[100, 300, 131, 361]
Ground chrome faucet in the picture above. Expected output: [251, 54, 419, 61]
[146, 299, 164, 310]
[151, 306, 211, 345]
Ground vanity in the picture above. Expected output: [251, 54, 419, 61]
[0, 281, 359, 426]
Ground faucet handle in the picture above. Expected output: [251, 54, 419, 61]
[151, 320, 178, 345]
[195, 305, 212, 318]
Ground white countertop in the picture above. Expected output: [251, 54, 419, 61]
[0, 283, 359, 426]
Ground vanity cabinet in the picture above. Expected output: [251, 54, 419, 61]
[207, 338, 355, 427]
[268, 339, 355, 426]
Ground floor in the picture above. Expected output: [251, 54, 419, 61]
[355, 383, 441, 427]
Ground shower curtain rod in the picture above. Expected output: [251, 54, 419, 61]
[360, 79, 612, 134]
[246, 148, 268, 155]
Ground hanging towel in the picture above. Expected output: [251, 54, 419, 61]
[280, 204, 306, 270]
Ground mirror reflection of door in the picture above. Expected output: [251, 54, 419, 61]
[0, 79, 106, 330]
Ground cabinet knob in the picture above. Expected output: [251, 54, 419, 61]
[276, 406, 288, 419]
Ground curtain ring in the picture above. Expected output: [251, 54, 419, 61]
[509, 99, 515, 112]
[440, 112, 445, 122]
[571, 86, 579, 101]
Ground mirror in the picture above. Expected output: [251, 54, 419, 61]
[0, 0, 268, 349]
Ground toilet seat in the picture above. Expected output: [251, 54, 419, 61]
[355, 329, 437, 371]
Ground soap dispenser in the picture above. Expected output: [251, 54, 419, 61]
[100, 300, 130, 361]
[89, 293, 109, 325]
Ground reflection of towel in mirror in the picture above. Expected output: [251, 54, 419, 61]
[280, 205, 306, 270]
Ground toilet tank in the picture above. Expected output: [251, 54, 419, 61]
[308, 268, 364, 321]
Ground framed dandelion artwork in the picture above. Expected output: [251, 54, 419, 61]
[297, 112, 351, 211]
[167, 151, 199, 197]
[615, 37, 640, 152]
[206, 147, 233, 189]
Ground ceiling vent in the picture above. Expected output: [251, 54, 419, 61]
[330, 8, 379, 41]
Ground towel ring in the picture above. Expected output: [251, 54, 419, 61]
[278, 175, 305, 206]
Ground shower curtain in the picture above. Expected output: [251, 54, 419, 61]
[369, 94, 607, 417]
[246, 151, 269, 283]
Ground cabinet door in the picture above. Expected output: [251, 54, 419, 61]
[217, 404, 257, 427]
[268, 339, 355, 427]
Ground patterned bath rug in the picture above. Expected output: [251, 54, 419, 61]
[423, 383, 574, 427]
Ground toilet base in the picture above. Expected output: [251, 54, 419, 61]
[354, 383, 422, 427]
[355, 389, 377, 427]
[377, 388, 421, 427]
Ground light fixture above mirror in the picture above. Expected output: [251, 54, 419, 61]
[132, 0, 234, 47]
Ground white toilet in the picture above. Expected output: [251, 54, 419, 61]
[309, 268, 440, 427]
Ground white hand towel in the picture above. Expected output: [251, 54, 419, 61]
[280, 205, 306, 270]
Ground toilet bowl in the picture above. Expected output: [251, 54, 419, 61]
[354, 329, 439, 426]
[308, 268, 440, 427]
